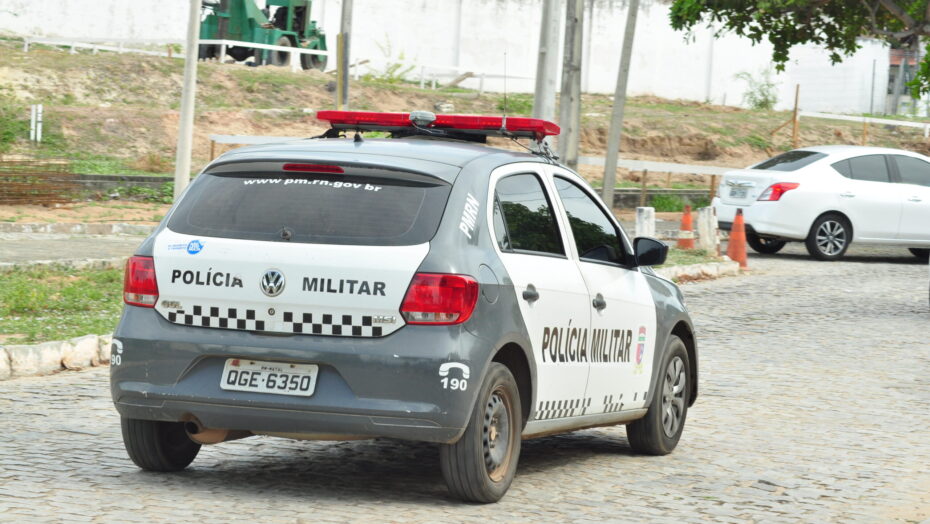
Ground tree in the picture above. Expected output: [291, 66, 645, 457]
[669, 0, 930, 95]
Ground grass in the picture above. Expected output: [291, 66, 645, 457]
[0, 267, 123, 344]
[659, 248, 718, 267]
[650, 195, 711, 212]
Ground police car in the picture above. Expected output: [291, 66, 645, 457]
[112, 110, 698, 503]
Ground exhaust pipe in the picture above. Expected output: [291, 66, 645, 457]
[184, 418, 251, 445]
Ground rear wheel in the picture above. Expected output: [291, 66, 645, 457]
[121, 418, 200, 472]
[440, 363, 521, 503]
[746, 232, 786, 254]
[908, 248, 930, 261]
[805, 214, 851, 261]
[300, 41, 326, 70]
[270, 36, 293, 67]
[627, 336, 690, 455]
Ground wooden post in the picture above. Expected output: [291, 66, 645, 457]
[861, 121, 869, 145]
[665, 172, 672, 187]
[709, 175, 717, 201]
[210, 140, 216, 160]
[639, 170, 649, 207]
[791, 84, 800, 148]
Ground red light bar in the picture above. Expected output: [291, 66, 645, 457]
[316, 110, 560, 140]
[283, 163, 344, 173]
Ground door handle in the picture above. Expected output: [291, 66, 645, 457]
[840, 192, 855, 198]
[908, 196, 923, 202]
[592, 293, 607, 311]
[522, 284, 539, 303]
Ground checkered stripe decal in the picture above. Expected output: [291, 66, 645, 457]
[281, 311, 383, 337]
[534, 398, 592, 421]
[603, 394, 624, 414]
[164, 306, 385, 337]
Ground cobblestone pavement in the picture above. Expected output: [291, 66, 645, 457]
[1, 244, 928, 523]
[0, 234, 142, 264]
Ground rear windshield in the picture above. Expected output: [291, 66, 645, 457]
[167, 171, 452, 246]
[753, 151, 826, 172]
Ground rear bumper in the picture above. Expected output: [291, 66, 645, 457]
[713, 198, 807, 240]
[111, 306, 493, 443]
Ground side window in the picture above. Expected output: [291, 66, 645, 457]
[846, 155, 890, 183]
[494, 173, 565, 256]
[553, 177, 625, 265]
[892, 155, 930, 187]
[831, 159, 852, 178]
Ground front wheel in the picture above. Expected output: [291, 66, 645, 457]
[627, 336, 690, 455]
[440, 363, 521, 503]
[908, 248, 930, 261]
[746, 231, 786, 254]
[121, 418, 201, 472]
[805, 214, 851, 261]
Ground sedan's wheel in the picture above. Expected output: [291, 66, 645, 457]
[440, 363, 521, 503]
[908, 248, 930, 261]
[121, 418, 200, 472]
[627, 336, 690, 455]
[805, 214, 851, 261]
[746, 231, 786, 254]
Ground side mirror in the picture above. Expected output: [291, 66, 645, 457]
[633, 237, 668, 267]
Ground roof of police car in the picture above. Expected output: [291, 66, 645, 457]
[211, 136, 547, 170]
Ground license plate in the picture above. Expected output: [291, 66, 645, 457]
[220, 359, 318, 397]
[729, 187, 748, 199]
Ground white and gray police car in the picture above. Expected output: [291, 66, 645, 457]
[112, 110, 698, 502]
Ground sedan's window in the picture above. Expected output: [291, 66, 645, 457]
[494, 174, 565, 256]
[553, 177, 625, 265]
[847, 155, 890, 183]
[831, 159, 852, 177]
[753, 151, 827, 171]
[891, 155, 930, 187]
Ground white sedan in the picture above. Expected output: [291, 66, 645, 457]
[713, 145, 930, 260]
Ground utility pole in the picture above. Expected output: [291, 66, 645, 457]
[558, 0, 583, 169]
[336, 0, 353, 110]
[173, 0, 201, 200]
[601, 0, 639, 206]
[533, 0, 560, 123]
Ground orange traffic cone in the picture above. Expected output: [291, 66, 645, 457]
[676, 205, 695, 249]
[727, 208, 748, 269]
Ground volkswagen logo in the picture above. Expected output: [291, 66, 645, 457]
[260, 269, 285, 297]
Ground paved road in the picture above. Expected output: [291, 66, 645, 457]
[1, 245, 928, 522]
[0, 234, 142, 265]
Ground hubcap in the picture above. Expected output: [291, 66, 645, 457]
[661, 356, 687, 438]
[482, 388, 513, 482]
[815, 220, 847, 255]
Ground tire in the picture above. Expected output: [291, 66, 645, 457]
[805, 214, 851, 261]
[121, 418, 201, 472]
[227, 46, 253, 63]
[300, 42, 326, 70]
[746, 231, 786, 254]
[908, 248, 930, 261]
[440, 363, 521, 503]
[627, 336, 690, 456]
[270, 36, 293, 67]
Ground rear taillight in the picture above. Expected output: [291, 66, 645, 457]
[400, 273, 479, 325]
[124, 256, 158, 307]
[758, 182, 800, 201]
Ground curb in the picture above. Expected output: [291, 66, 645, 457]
[0, 257, 128, 273]
[0, 222, 155, 235]
[655, 259, 741, 282]
[0, 334, 113, 381]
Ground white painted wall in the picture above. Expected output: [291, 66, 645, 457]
[0, 0, 890, 114]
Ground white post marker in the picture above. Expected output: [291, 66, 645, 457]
[173, 0, 201, 200]
[696, 206, 720, 254]
[36, 104, 43, 143]
[635, 206, 655, 238]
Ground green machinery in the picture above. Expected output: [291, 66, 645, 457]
[199, 0, 327, 70]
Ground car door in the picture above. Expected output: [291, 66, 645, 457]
[489, 168, 591, 421]
[547, 169, 658, 415]
[889, 154, 930, 242]
[831, 155, 902, 241]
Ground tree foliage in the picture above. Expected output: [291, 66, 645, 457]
[669, 0, 930, 95]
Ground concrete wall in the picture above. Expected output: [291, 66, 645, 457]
[0, 0, 890, 113]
